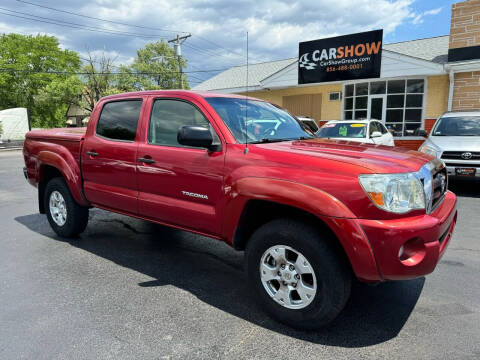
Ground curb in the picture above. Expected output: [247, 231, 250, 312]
[0, 147, 23, 152]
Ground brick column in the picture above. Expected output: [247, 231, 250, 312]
[449, 0, 480, 110]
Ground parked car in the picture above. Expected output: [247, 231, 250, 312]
[317, 119, 395, 146]
[296, 116, 319, 134]
[418, 111, 480, 178]
[23, 90, 457, 330]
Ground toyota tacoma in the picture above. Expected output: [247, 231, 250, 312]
[23, 90, 457, 329]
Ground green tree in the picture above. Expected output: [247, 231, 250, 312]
[0, 33, 82, 128]
[130, 40, 189, 90]
[79, 41, 189, 113]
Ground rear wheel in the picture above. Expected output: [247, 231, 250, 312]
[245, 218, 351, 330]
[44, 177, 89, 238]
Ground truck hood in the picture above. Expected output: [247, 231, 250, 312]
[428, 136, 480, 151]
[26, 127, 86, 142]
[257, 138, 432, 173]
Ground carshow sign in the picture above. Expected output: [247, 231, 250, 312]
[298, 30, 383, 84]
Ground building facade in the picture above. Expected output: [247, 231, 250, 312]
[194, 0, 480, 150]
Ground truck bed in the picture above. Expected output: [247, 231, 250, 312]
[24, 127, 86, 169]
[26, 127, 86, 142]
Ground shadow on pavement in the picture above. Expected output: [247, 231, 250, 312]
[15, 210, 424, 348]
[448, 177, 479, 198]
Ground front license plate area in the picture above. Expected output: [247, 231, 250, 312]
[455, 168, 476, 176]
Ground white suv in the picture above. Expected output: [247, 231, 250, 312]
[419, 111, 480, 178]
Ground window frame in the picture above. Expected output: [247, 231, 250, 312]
[95, 98, 143, 143]
[342, 77, 427, 138]
[146, 97, 222, 149]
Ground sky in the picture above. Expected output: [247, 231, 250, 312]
[0, 0, 457, 87]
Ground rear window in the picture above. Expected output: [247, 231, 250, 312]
[318, 122, 367, 138]
[96, 100, 143, 141]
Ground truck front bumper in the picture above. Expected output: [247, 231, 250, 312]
[357, 191, 457, 281]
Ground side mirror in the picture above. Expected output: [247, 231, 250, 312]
[371, 131, 382, 138]
[414, 129, 428, 137]
[177, 126, 220, 151]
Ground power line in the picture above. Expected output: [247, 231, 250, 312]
[0, 68, 229, 75]
[194, 34, 244, 58]
[0, 8, 166, 39]
[183, 43, 240, 65]
[15, 0, 245, 60]
[15, 0, 187, 34]
[0, 8, 243, 67]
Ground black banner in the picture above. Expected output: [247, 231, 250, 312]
[298, 30, 383, 84]
[448, 45, 480, 62]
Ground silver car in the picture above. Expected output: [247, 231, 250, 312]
[419, 111, 480, 178]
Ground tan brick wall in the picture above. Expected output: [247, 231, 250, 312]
[450, 0, 480, 49]
[452, 71, 480, 110]
[425, 75, 449, 118]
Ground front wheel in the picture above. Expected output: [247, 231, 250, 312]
[44, 177, 89, 238]
[245, 219, 351, 330]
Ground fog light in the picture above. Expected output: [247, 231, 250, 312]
[398, 238, 426, 266]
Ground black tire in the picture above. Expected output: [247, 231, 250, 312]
[245, 218, 351, 330]
[44, 177, 89, 238]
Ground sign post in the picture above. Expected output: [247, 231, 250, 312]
[298, 30, 383, 84]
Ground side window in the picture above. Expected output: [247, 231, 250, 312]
[378, 122, 388, 134]
[148, 99, 220, 147]
[96, 100, 142, 141]
[369, 122, 379, 136]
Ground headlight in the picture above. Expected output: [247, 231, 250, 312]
[359, 173, 425, 213]
[419, 145, 439, 158]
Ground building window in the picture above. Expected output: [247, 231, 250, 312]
[343, 79, 425, 137]
[329, 92, 341, 101]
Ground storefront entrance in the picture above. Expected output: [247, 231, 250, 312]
[368, 95, 386, 123]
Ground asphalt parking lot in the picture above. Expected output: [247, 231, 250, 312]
[1, 150, 479, 359]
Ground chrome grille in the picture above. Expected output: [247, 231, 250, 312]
[441, 151, 480, 160]
[415, 159, 447, 213]
[431, 166, 447, 211]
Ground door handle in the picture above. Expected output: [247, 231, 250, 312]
[86, 151, 98, 157]
[138, 157, 155, 164]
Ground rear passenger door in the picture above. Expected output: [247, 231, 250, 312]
[136, 96, 225, 236]
[81, 99, 144, 214]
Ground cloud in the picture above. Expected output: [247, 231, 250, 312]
[424, 7, 443, 16]
[411, 7, 443, 25]
[0, 0, 427, 83]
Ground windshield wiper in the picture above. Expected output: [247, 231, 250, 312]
[251, 138, 292, 144]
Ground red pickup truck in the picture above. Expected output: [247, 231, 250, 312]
[23, 90, 457, 329]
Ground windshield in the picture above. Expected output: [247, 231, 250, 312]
[205, 97, 313, 143]
[317, 122, 367, 138]
[432, 116, 480, 136]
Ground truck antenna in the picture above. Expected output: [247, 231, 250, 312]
[244, 31, 249, 155]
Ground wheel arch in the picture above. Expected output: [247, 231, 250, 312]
[225, 177, 381, 281]
[37, 150, 89, 212]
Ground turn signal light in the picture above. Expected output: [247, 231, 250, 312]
[368, 192, 385, 206]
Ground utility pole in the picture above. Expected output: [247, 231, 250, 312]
[168, 34, 191, 89]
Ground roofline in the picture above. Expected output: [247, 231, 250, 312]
[229, 57, 297, 68]
[384, 34, 449, 45]
[218, 34, 450, 69]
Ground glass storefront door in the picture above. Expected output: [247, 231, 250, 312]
[368, 95, 386, 123]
